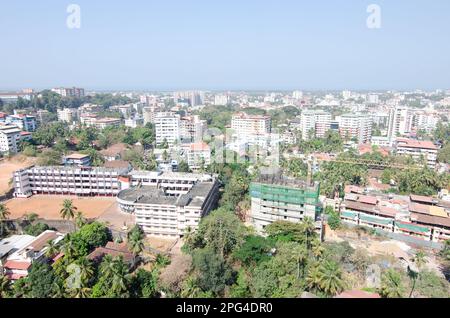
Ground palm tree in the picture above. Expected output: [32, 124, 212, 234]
[181, 276, 201, 298]
[306, 264, 322, 293]
[100, 255, 115, 279]
[71, 287, 91, 298]
[0, 274, 11, 298]
[45, 239, 59, 258]
[75, 211, 86, 229]
[311, 239, 325, 260]
[408, 251, 427, 298]
[292, 245, 308, 279]
[60, 199, 77, 221]
[61, 238, 77, 260]
[52, 279, 66, 298]
[379, 269, 405, 298]
[110, 257, 130, 297]
[301, 217, 316, 251]
[127, 226, 144, 257]
[317, 260, 345, 296]
[0, 203, 11, 237]
[77, 257, 94, 287]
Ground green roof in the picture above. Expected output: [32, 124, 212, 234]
[341, 211, 358, 219]
[360, 214, 393, 226]
[395, 222, 430, 234]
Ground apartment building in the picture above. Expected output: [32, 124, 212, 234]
[231, 112, 271, 137]
[250, 175, 321, 233]
[338, 113, 373, 144]
[300, 110, 331, 140]
[180, 115, 206, 143]
[412, 111, 439, 133]
[0, 125, 22, 154]
[394, 138, 438, 169]
[186, 142, 211, 170]
[154, 112, 180, 146]
[93, 118, 122, 130]
[117, 173, 219, 238]
[6, 114, 37, 132]
[13, 166, 131, 198]
[214, 94, 230, 106]
[51, 87, 85, 98]
[387, 106, 413, 144]
[57, 108, 79, 123]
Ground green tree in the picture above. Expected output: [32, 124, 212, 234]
[379, 269, 406, 298]
[0, 274, 11, 298]
[192, 248, 235, 296]
[0, 203, 11, 238]
[28, 261, 61, 298]
[127, 225, 145, 257]
[60, 199, 77, 221]
[233, 235, 274, 266]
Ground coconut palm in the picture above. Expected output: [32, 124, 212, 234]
[408, 251, 427, 298]
[71, 286, 91, 298]
[60, 199, 77, 220]
[301, 217, 316, 251]
[99, 255, 115, 279]
[306, 264, 322, 293]
[181, 276, 201, 298]
[127, 225, 145, 256]
[379, 269, 405, 298]
[311, 239, 325, 260]
[292, 245, 308, 279]
[317, 260, 345, 296]
[52, 279, 66, 298]
[110, 257, 130, 297]
[413, 251, 427, 271]
[0, 274, 11, 298]
[45, 239, 59, 258]
[75, 211, 86, 229]
[61, 238, 77, 260]
[77, 257, 94, 287]
[0, 203, 11, 237]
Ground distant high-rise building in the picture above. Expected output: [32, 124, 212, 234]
[387, 106, 413, 144]
[51, 87, 85, 98]
[231, 112, 271, 136]
[300, 110, 331, 140]
[214, 94, 230, 106]
[154, 112, 181, 146]
[174, 91, 204, 107]
[367, 94, 379, 104]
[292, 90, 303, 100]
[57, 108, 78, 123]
[338, 113, 373, 144]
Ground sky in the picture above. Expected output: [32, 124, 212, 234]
[1, 0, 450, 91]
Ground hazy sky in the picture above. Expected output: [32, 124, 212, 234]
[1, 0, 450, 91]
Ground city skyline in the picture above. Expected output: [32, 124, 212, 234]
[1, 0, 450, 91]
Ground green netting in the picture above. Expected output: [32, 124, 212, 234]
[395, 222, 430, 234]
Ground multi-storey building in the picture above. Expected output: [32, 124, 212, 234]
[186, 142, 211, 170]
[394, 138, 438, 169]
[0, 125, 21, 154]
[6, 114, 37, 132]
[154, 112, 180, 146]
[300, 110, 331, 140]
[250, 175, 321, 233]
[214, 94, 230, 106]
[63, 153, 92, 167]
[117, 173, 219, 238]
[93, 118, 122, 130]
[338, 113, 373, 144]
[51, 87, 85, 98]
[231, 112, 271, 137]
[412, 111, 439, 133]
[57, 108, 79, 123]
[180, 115, 206, 143]
[13, 166, 131, 198]
[387, 106, 413, 144]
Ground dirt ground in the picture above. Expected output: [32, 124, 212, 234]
[5, 195, 117, 220]
[0, 155, 36, 194]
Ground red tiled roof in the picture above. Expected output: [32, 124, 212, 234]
[396, 138, 438, 150]
[4, 260, 31, 271]
[410, 194, 435, 204]
[409, 203, 430, 215]
[411, 213, 450, 228]
[358, 195, 378, 205]
[190, 142, 210, 151]
[5, 273, 28, 280]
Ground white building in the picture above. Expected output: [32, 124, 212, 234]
[6, 114, 37, 132]
[117, 173, 219, 238]
[387, 106, 413, 144]
[338, 113, 373, 144]
[231, 112, 271, 137]
[292, 90, 303, 100]
[395, 138, 438, 169]
[186, 142, 211, 170]
[413, 111, 439, 133]
[51, 87, 85, 98]
[370, 136, 391, 147]
[125, 116, 144, 128]
[214, 94, 230, 106]
[154, 112, 181, 146]
[57, 108, 78, 123]
[13, 166, 131, 198]
[180, 115, 207, 143]
[0, 125, 21, 154]
[300, 110, 331, 140]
